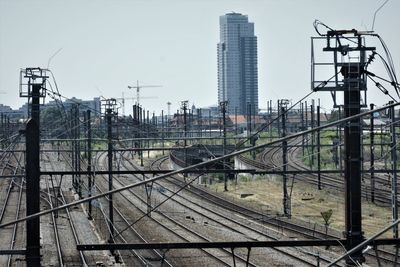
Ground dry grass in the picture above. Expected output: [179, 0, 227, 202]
[209, 174, 395, 238]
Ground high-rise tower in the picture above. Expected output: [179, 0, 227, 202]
[217, 12, 258, 115]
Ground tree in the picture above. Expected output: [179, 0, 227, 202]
[41, 107, 66, 138]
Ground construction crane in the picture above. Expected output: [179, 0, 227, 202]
[127, 80, 162, 106]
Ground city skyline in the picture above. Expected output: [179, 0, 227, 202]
[218, 12, 258, 115]
[1, 0, 399, 115]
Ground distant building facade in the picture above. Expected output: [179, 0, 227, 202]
[0, 97, 101, 121]
[217, 12, 258, 115]
[44, 97, 101, 117]
[0, 103, 28, 120]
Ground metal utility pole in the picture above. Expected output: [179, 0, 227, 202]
[281, 105, 290, 217]
[269, 100, 273, 135]
[26, 88, 41, 267]
[342, 60, 364, 265]
[247, 102, 257, 159]
[317, 103, 321, 190]
[305, 101, 308, 156]
[147, 110, 150, 159]
[161, 110, 165, 155]
[188, 110, 192, 139]
[301, 102, 305, 156]
[220, 101, 228, 191]
[252, 103, 256, 131]
[20, 68, 48, 267]
[83, 112, 88, 159]
[305, 101, 308, 130]
[311, 28, 375, 265]
[333, 107, 340, 170]
[389, 102, 398, 239]
[86, 110, 93, 219]
[277, 100, 281, 136]
[140, 107, 144, 166]
[107, 107, 114, 243]
[7, 116, 10, 143]
[338, 106, 343, 174]
[209, 110, 212, 137]
[75, 105, 82, 198]
[198, 108, 202, 138]
[69, 107, 75, 189]
[370, 103, 375, 203]
[1, 114, 4, 148]
[1, 113, 3, 149]
[311, 100, 315, 169]
[247, 102, 251, 135]
[181, 101, 188, 173]
[102, 99, 118, 247]
[165, 114, 169, 139]
[133, 104, 139, 159]
[25, 119, 40, 266]
[176, 110, 180, 137]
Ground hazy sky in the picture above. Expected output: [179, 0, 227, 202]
[0, 0, 399, 115]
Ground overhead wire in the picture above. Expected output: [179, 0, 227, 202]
[371, 0, 389, 31]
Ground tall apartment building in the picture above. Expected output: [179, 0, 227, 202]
[217, 12, 258, 115]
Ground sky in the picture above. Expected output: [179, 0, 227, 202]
[0, 0, 399, 116]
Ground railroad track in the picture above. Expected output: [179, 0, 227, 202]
[0, 148, 25, 267]
[118, 150, 342, 267]
[167, 141, 400, 265]
[58, 144, 171, 266]
[239, 136, 400, 264]
[89, 150, 176, 267]
[259, 134, 400, 205]
[42, 147, 119, 267]
[42, 151, 93, 266]
[56, 147, 133, 266]
[285, 143, 397, 204]
[234, 134, 399, 207]
[95, 150, 244, 267]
